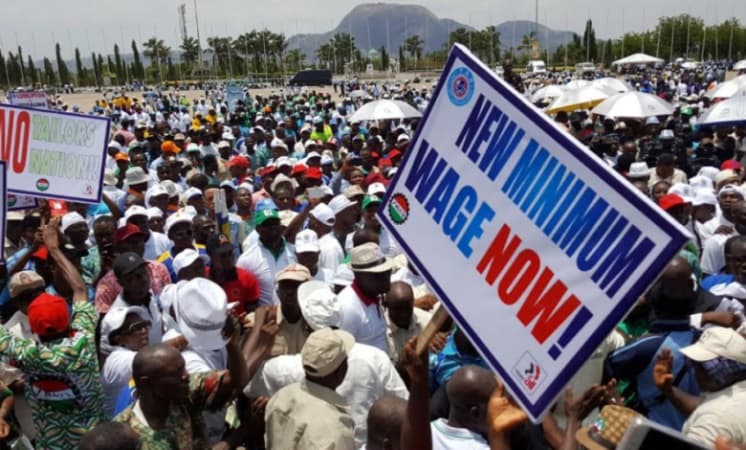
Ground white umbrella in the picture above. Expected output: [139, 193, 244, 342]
[349, 89, 369, 99]
[564, 79, 590, 90]
[592, 77, 633, 93]
[733, 60, 746, 71]
[348, 99, 422, 122]
[611, 52, 664, 66]
[591, 92, 674, 119]
[544, 85, 615, 114]
[697, 91, 746, 127]
[705, 75, 746, 99]
[531, 84, 565, 103]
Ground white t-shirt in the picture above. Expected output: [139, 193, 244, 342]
[337, 285, 388, 352]
[430, 419, 489, 450]
[103, 348, 136, 417]
[237, 240, 296, 306]
[318, 232, 344, 276]
[246, 343, 408, 449]
[143, 231, 172, 261]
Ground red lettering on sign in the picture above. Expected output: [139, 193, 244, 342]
[476, 223, 584, 345]
[516, 267, 580, 343]
[0, 109, 31, 173]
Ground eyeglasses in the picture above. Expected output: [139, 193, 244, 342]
[121, 319, 151, 335]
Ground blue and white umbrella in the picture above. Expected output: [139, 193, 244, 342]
[697, 90, 746, 127]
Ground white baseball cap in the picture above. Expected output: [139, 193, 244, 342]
[146, 207, 164, 220]
[100, 305, 151, 350]
[367, 182, 386, 197]
[174, 278, 228, 351]
[183, 187, 203, 201]
[328, 194, 357, 216]
[298, 280, 342, 331]
[145, 184, 169, 207]
[680, 326, 746, 363]
[60, 212, 86, 234]
[310, 203, 335, 226]
[172, 248, 208, 278]
[692, 188, 717, 207]
[165, 211, 194, 235]
[124, 205, 148, 221]
[295, 229, 320, 253]
[627, 162, 649, 179]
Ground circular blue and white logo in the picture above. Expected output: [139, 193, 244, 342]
[447, 67, 475, 106]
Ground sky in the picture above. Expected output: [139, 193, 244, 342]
[2, 0, 744, 59]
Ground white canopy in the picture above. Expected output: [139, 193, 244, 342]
[697, 90, 746, 127]
[734, 60, 746, 71]
[592, 92, 674, 119]
[348, 99, 422, 122]
[611, 53, 664, 66]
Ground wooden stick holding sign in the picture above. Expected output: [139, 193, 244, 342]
[415, 304, 450, 355]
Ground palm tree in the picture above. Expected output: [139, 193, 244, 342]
[404, 35, 424, 64]
[142, 38, 170, 69]
[518, 32, 537, 58]
[180, 37, 200, 64]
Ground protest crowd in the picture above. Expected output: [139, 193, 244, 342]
[1, 58, 746, 450]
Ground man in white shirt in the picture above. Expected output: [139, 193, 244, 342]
[338, 243, 392, 352]
[431, 366, 497, 450]
[668, 327, 746, 447]
[699, 184, 744, 242]
[108, 252, 164, 348]
[294, 229, 332, 283]
[309, 203, 344, 276]
[701, 200, 746, 275]
[124, 205, 171, 261]
[173, 278, 231, 443]
[385, 281, 431, 361]
[237, 208, 295, 305]
[247, 280, 407, 448]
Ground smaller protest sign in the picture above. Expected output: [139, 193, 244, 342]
[226, 85, 245, 113]
[6, 194, 37, 211]
[0, 104, 110, 203]
[0, 162, 7, 260]
[7, 91, 48, 109]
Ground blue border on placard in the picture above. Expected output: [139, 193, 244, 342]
[0, 103, 111, 205]
[377, 44, 689, 421]
[0, 161, 8, 261]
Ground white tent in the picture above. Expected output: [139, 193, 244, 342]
[592, 92, 674, 119]
[611, 53, 664, 66]
[734, 60, 746, 71]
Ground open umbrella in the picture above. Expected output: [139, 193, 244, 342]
[348, 99, 422, 122]
[349, 89, 369, 99]
[531, 84, 565, 103]
[592, 77, 633, 93]
[734, 60, 746, 71]
[611, 53, 664, 66]
[564, 79, 590, 90]
[697, 91, 746, 127]
[705, 75, 746, 99]
[591, 92, 674, 119]
[544, 85, 614, 114]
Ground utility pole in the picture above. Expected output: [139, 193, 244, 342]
[193, 0, 203, 77]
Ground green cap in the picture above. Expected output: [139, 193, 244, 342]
[362, 195, 382, 210]
[255, 208, 280, 226]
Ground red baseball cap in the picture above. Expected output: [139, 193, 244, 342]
[305, 167, 323, 180]
[721, 160, 742, 171]
[47, 200, 68, 217]
[292, 164, 307, 177]
[259, 165, 277, 178]
[378, 158, 393, 168]
[388, 149, 402, 160]
[27, 293, 70, 337]
[114, 223, 147, 245]
[659, 193, 687, 211]
[226, 155, 249, 169]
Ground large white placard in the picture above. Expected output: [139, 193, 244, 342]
[378, 45, 690, 422]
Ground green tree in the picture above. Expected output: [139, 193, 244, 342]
[143, 37, 170, 81]
[17, 46, 25, 85]
[55, 43, 71, 85]
[114, 44, 124, 82]
[180, 36, 200, 69]
[404, 35, 424, 68]
[380, 46, 389, 70]
[131, 40, 144, 80]
[0, 51, 8, 88]
[207, 36, 234, 77]
[286, 48, 305, 72]
[42, 57, 56, 85]
[26, 55, 38, 84]
[399, 46, 405, 71]
[75, 48, 85, 85]
[582, 20, 597, 61]
[91, 52, 99, 86]
[6, 52, 21, 85]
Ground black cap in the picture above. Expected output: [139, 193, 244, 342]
[113, 252, 147, 279]
[206, 234, 233, 255]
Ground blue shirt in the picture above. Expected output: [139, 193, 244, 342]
[429, 334, 489, 393]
